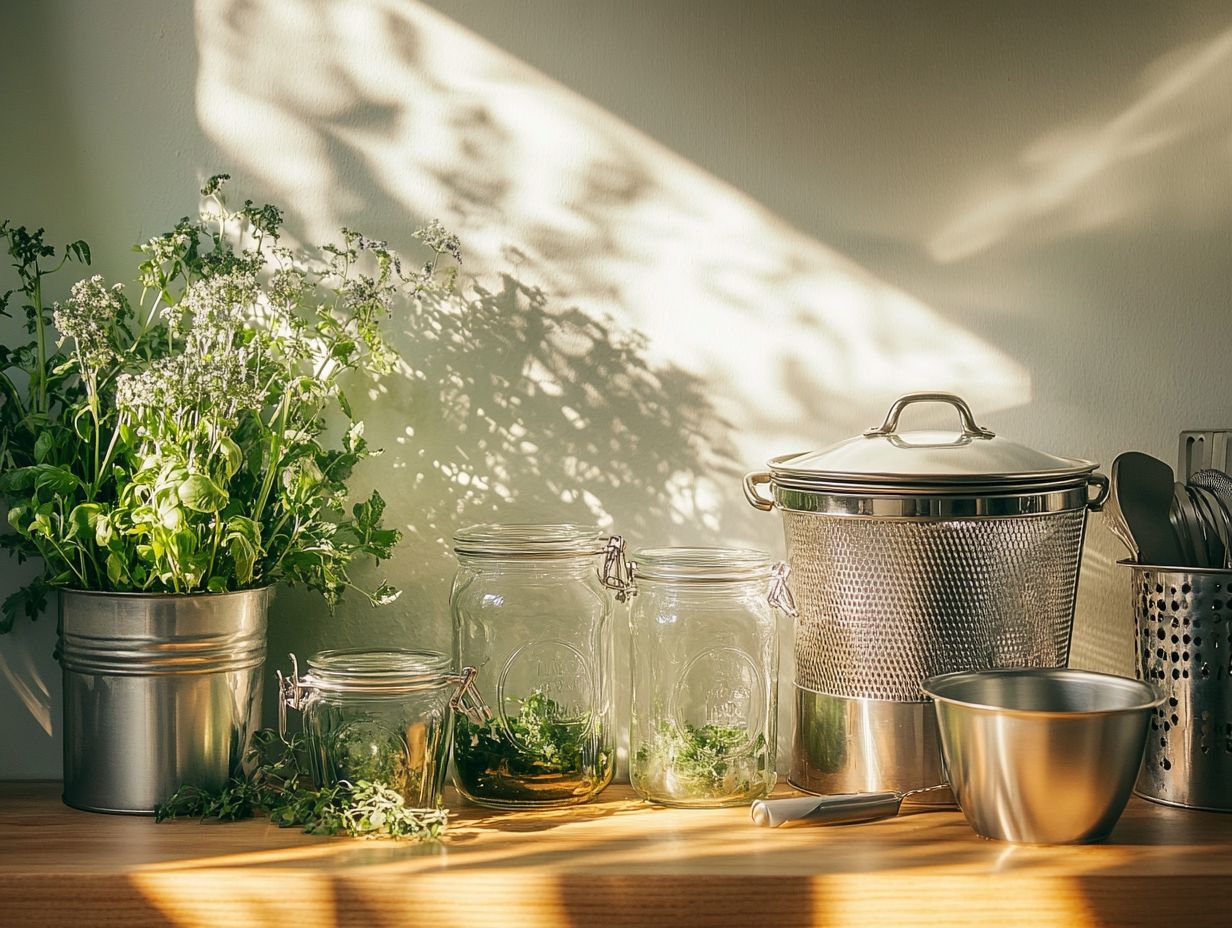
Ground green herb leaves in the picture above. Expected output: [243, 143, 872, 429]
[0, 177, 462, 622]
[633, 721, 771, 803]
[453, 689, 612, 804]
[155, 729, 448, 840]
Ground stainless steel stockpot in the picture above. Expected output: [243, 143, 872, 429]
[743, 392, 1109, 798]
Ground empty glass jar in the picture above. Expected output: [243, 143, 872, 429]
[628, 547, 795, 807]
[278, 649, 489, 808]
[450, 523, 629, 809]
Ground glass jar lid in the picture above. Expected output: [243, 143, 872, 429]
[303, 648, 454, 693]
[453, 522, 607, 558]
[631, 546, 774, 583]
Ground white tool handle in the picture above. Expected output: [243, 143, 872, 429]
[750, 791, 903, 828]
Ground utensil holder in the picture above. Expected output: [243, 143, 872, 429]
[1131, 564, 1232, 811]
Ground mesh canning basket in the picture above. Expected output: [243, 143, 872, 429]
[744, 393, 1109, 798]
[1131, 564, 1232, 811]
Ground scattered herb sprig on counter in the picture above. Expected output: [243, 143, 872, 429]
[155, 729, 447, 840]
[454, 689, 610, 802]
[634, 721, 768, 801]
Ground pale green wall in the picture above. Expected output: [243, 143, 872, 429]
[2, 0, 1230, 777]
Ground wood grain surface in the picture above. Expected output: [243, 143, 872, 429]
[1, 781, 1230, 927]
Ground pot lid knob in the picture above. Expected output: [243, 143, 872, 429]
[864, 392, 995, 441]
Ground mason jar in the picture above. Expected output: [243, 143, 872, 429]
[628, 547, 795, 807]
[278, 649, 489, 808]
[450, 523, 629, 809]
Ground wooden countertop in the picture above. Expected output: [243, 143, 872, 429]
[2, 781, 1230, 928]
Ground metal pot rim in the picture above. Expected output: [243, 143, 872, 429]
[766, 451, 1100, 494]
[1120, 559, 1232, 577]
[58, 585, 274, 600]
[922, 668, 1164, 718]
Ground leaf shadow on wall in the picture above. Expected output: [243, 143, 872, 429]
[264, 264, 755, 690]
[199, 0, 1019, 757]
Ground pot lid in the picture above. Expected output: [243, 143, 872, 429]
[770, 393, 1097, 492]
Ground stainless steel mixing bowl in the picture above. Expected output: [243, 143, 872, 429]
[922, 668, 1162, 844]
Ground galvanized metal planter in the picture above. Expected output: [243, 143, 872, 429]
[58, 587, 270, 814]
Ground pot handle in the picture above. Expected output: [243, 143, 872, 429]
[744, 471, 775, 511]
[864, 392, 995, 440]
[1087, 472, 1110, 512]
[750, 792, 904, 828]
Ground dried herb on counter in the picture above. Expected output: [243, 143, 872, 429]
[633, 721, 769, 802]
[155, 729, 447, 840]
[453, 689, 612, 804]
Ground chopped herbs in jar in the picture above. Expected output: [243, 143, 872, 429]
[632, 720, 771, 806]
[453, 689, 612, 807]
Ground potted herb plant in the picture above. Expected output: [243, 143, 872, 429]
[0, 176, 460, 813]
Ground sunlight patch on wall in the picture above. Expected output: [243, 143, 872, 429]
[194, 0, 1029, 476]
[931, 27, 1232, 262]
[0, 646, 52, 736]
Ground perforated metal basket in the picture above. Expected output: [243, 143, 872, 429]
[1132, 564, 1232, 811]
[745, 393, 1108, 797]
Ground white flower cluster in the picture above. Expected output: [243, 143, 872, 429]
[52, 275, 127, 369]
[115, 348, 262, 418]
[180, 270, 260, 353]
[142, 231, 193, 267]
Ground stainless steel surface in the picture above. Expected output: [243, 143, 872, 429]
[1131, 564, 1232, 811]
[772, 482, 1099, 517]
[751, 791, 902, 827]
[764, 392, 1098, 496]
[863, 392, 995, 441]
[1114, 452, 1184, 567]
[59, 588, 269, 815]
[1179, 430, 1232, 482]
[750, 394, 1104, 799]
[786, 509, 1087, 702]
[789, 688, 951, 804]
[923, 668, 1161, 844]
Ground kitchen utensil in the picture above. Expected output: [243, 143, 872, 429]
[743, 392, 1108, 799]
[1191, 468, 1232, 501]
[1179, 430, 1232, 482]
[750, 784, 950, 828]
[1131, 563, 1232, 810]
[1104, 454, 1142, 561]
[923, 668, 1161, 844]
[1188, 485, 1228, 568]
[1191, 470, 1232, 568]
[1113, 452, 1185, 567]
[1170, 482, 1204, 567]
